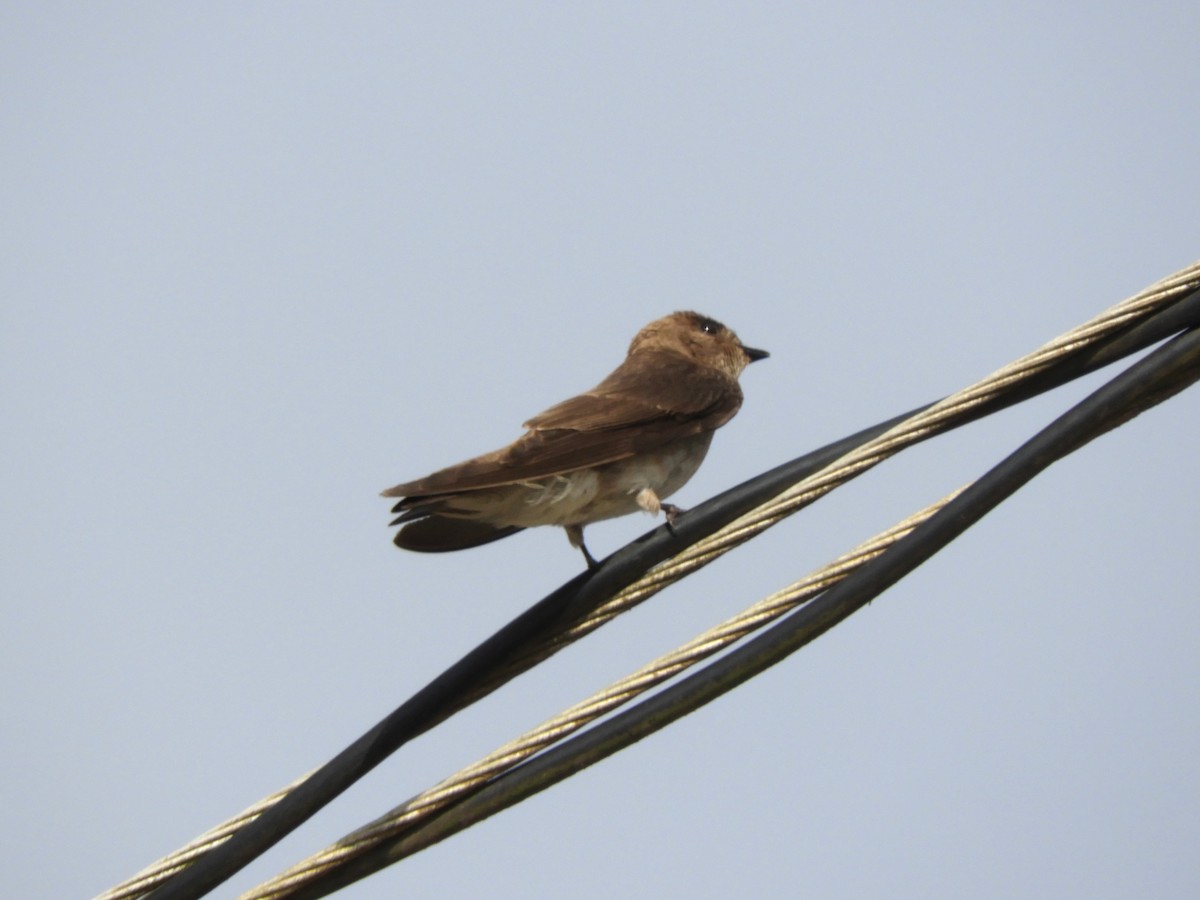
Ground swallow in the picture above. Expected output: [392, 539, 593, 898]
[382, 311, 767, 568]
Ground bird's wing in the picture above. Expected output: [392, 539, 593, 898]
[382, 351, 743, 498]
[523, 350, 738, 431]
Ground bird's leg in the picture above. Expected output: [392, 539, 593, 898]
[565, 524, 599, 570]
[635, 487, 662, 515]
[579, 543, 599, 569]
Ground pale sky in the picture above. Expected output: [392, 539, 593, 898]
[4, 4, 1199, 898]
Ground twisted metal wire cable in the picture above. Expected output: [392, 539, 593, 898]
[96, 777, 311, 900]
[242, 488, 966, 899]
[250, 312, 1200, 899]
[239, 261, 1200, 898]
[107, 259, 1200, 900]
[371, 324, 1200, 885]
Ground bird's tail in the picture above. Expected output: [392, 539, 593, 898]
[393, 516, 524, 552]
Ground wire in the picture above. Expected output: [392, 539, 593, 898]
[108, 261, 1200, 899]
[96, 778, 309, 900]
[244, 489, 966, 898]
[248, 321, 1200, 899]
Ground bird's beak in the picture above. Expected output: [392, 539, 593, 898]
[744, 345, 769, 363]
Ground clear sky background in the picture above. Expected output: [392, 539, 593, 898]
[4, 5, 1199, 898]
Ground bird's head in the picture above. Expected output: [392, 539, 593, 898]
[628, 311, 768, 379]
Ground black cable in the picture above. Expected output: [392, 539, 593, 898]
[297, 324, 1200, 899]
[146, 287, 1200, 899]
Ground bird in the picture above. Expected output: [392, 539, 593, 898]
[382, 311, 768, 568]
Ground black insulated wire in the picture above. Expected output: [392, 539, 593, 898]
[145, 285, 1200, 900]
[291, 323, 1200, 899]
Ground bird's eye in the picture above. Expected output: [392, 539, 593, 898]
[698, 317, 720, 335]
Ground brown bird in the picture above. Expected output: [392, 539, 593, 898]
[382, 311, 767, 568]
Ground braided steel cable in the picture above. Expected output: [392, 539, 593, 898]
[97, 779, 309, 900]
[247, 317, 1200, 899]
[108, 260, 1200, 899]
[243, 491, 964, 898]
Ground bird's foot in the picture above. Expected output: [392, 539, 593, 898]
[661, 503, 684, 533]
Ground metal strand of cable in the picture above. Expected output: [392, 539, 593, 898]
[239, 263, 1200, 898]
[244, 491, 964, 899]
[96, 778, 311, 900]
[281, 320, 1200, 900]
[104, 260, 1200, 900]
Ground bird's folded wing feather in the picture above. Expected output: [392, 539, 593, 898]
[383, 351, 743, 498]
